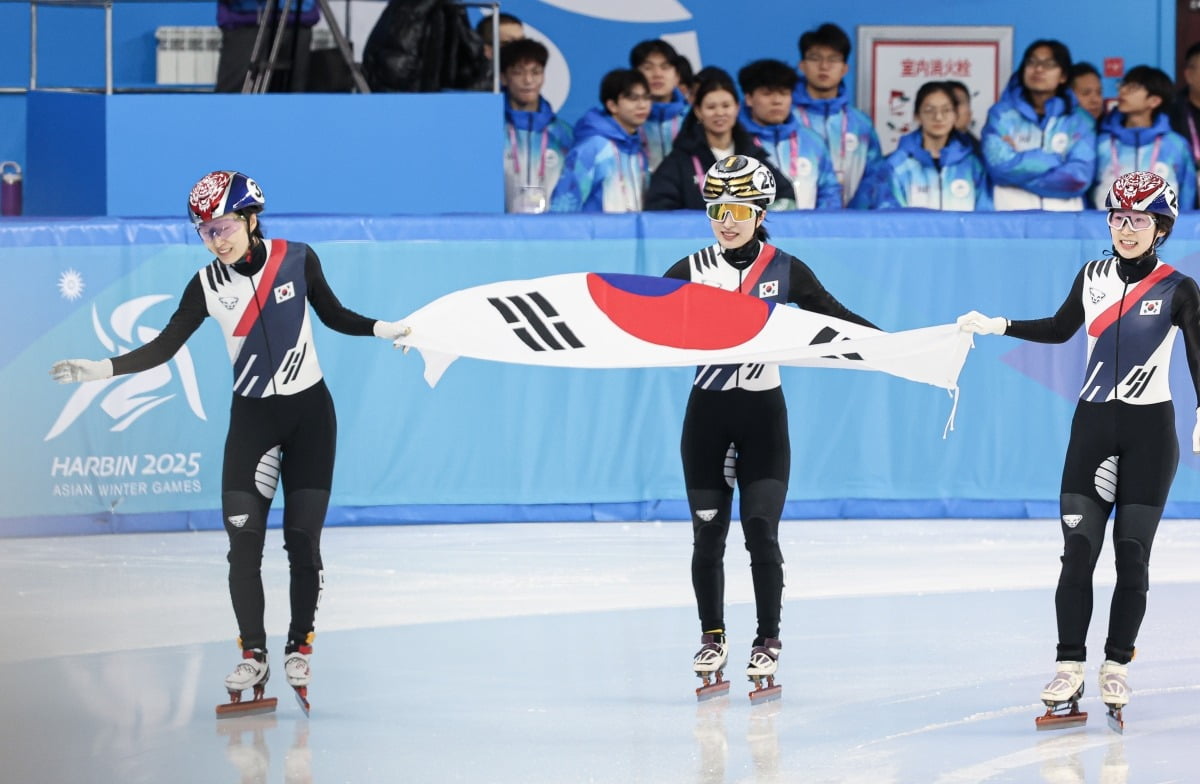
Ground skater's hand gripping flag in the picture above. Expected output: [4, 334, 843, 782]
[956, 310, 1007, 336]
[49, 358, 113, 384]
[392, 272, 972, 407]
[373, 320, 411, 343]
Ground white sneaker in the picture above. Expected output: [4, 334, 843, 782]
[1040, 661, 1085, 705]
[284, 647, 312, 688]
[1099, 660, 1129, 708]
[746, 638, 782, 678]
[693, 634, 728, 674]
[225, 649, 269, 692]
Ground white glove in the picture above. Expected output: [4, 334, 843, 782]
[373, 320, 411, 341]
[1192, 407, 1200, 454]
[956, 310, 1008, 336]
[50, 358, 113, 384]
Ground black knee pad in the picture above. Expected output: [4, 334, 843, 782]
[692, 523, 728, 566]
[281, 489, 327, 569]
[227, 528, 265, 569]
[283, 526, 321, 570]
[1059, 534, 1093, 586]
[1113, 538, 1149, 593]
[741, 518, 783, 566]
[223, 490, 266, 567]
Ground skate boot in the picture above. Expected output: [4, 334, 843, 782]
[746, 638, 782, 704]
[284, 642, 313, 715]
[217, 647, 277, 718]
[1099, 660, 1129, 733]
[1035, 661, 1087, 730]
[693, 632, 730, 701]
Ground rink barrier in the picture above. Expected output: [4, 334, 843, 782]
[6, 210, 1200, 535]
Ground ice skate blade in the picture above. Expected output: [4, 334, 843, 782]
[749, 684, 782, 704]
[216, 696, 278, 719]
[292, 686, 310, 716]
[695, 680, 730, 701]
[1034, 707, 1087, 731]
[1106, 706, 1124, 734]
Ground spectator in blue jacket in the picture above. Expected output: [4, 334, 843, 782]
[981, 39, 1097, 210]
[500, 39, 573, 214]
[1092, 65, 1196, 211]
[630, 40, 690, 173]
[1069, 62, 1105, 124]
[853, 81, 991, 210]
[792, 22, 884, 206]
[738, 59, 840, 210]
[551, 69, 651, 212]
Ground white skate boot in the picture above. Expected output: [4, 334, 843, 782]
[217, 648, 277, 718]
[1099, 660, 1129, 732]
[284, 648, 311, 688]
[225, 648, 270, 693]
[746, 638, 782, 704]
[694, 633, 729, 701]
[284, 644, 313, 715]
[1036, 661, 1086, 730]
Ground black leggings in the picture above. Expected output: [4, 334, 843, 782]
[681, 386, 789, 641]
[1054, 401, 1177, 664]
[222, 380, 336, 651]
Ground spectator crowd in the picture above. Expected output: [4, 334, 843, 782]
[487, 14, 1200, 216]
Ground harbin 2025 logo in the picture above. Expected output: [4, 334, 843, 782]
[45, 282, 207, 442]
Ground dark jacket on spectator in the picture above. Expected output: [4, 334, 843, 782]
[645, 119, 794, 211]
[362, 0, 486, 92]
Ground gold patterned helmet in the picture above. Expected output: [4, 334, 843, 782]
[702, 155, 777, 206]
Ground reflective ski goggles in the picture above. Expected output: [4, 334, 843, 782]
[196, 214, 246, 242]
[706, 202, 763, 222]
[1107, 211, 1155, 232]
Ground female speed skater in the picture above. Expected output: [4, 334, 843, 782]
[958, 170, 1200, 729]
[663, 154, 878, 700]
[50, 171, 409, 714]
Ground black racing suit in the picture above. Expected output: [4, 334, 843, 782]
[1005, 253, 1200, 664]
[111, 238, 377, 653]
[665, 239, 876, 644]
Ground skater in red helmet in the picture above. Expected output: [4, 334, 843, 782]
[959, 171, 1200, 731]
[51, 171, 409, 716]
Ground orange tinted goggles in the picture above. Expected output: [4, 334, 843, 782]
[706, 203, 762, 222]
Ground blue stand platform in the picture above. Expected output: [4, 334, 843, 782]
[25, 91, 504, 216]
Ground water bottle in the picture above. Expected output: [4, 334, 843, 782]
[1, 162, 22, 217]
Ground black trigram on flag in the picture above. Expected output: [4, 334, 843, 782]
[487, 292, 586, 352]
[810, 326, 863, 361]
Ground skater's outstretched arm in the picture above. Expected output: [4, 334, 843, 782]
[49, 277, 208, 384]
[957, 266, 1086, 342]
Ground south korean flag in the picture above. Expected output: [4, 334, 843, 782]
[274, 281, 296, 304]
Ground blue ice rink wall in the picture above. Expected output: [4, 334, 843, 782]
[5, 210, 1200, 536]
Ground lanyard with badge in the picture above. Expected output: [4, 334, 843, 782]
[610, 141, 644, 211]
[1110, 136, 1160, 180]
[508, 125, 549, 213]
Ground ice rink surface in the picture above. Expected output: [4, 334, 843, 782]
[3, 519, 1200, 783]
